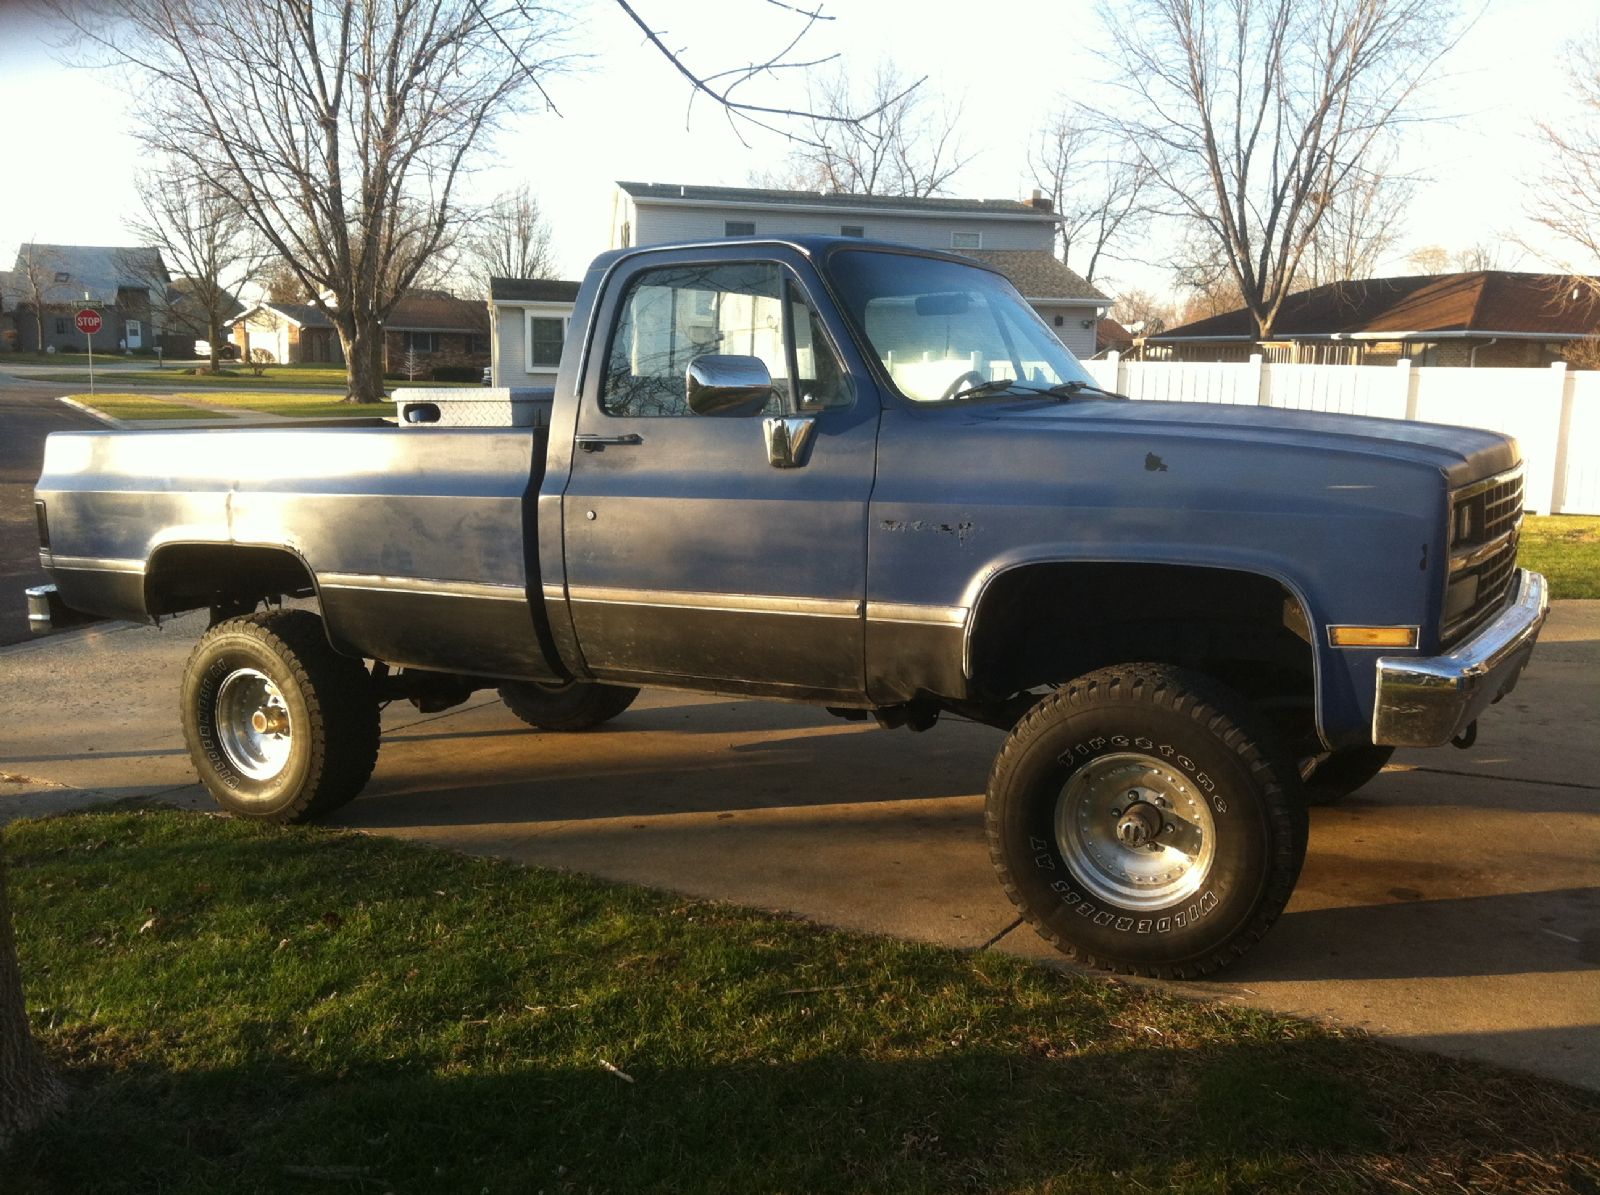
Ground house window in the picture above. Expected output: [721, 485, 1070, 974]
[725, 220, 756, 237]
[54, 271, 70, 283]
[951, 231, 981, 250]
[55, 318, 68, 335]
[527, 315, 566, 368]
[840, 225, 865, 238]
[1054, 315, 1064, 327]
[403, 331, 439, 353]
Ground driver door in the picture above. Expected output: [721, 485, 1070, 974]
[560, 250, 878, 700]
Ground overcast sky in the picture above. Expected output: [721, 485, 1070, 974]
[0, 0, 1591, 301]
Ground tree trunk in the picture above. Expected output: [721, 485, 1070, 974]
[207, 314, 222, 374]
[0, 840, 66, 1150]
[33, 308, 43, 354]
[336, 316, 387, 404]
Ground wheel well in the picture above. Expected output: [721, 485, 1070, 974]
[967, 562, 1317, 747]
[144, 544, 317, 617]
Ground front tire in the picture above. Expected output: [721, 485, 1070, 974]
[498, 680, 639, 731]
[985, 664, 1307, 979]
[180, 610, 380, 822]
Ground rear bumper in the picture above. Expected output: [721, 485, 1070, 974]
[1372, 569, 1548, 748]
[24, 583, 109, 636]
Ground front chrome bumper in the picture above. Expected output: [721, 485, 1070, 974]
[1373, 569, 1548, 748]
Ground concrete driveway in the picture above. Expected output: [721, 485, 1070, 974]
[2, 603, 1596, 1091]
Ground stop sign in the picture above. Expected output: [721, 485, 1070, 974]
[75, 309, 103, 336]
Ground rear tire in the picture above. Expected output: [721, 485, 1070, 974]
[1302, 745, 1395, 806]
[498, 679, 639, 731]
[180, 610, 379, 822]
[986, 663, 1307, 979]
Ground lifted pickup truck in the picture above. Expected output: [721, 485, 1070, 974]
[28, 236, 1548, 977]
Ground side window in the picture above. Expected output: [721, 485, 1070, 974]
[789, 297, 852, 410]
[601, 262, 789, 417]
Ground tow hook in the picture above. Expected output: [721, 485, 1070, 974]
[1451, 720, 1478, 750]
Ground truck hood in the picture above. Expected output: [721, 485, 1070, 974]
[985, 398, 1517, 488]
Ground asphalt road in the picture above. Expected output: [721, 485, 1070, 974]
[0, 381, 104, 645]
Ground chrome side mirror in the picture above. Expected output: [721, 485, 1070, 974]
[686, 354, 773, 417]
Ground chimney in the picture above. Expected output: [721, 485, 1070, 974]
[1029, 188, 1053, 214]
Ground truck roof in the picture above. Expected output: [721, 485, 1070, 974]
[594, 235, 1005, 276]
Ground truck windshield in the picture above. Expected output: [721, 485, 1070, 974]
[826, 249, 1096, 403]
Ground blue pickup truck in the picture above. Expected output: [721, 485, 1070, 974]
[28, 237, 1548, 978]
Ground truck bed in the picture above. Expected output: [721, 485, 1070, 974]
[34, 424, 564, 681]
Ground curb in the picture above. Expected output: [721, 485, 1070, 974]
[57, 395, 126, 429]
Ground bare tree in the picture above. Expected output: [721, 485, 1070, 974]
[11, 243, 63, 352]
[1302, 159, 1414, 285]
[261, 259, 313, 304]
[1028, 105, 1150, 283]
[0, 845, 66, 1149]
[1171, 229, 1246, 322]
[60, 0, 578, 401]
[62, 0, 897, 401]
[1111, 286, 1177, 335]
[1100, 0, 1458, 338]
[1532, 26, 1600, 294]
[1405, 243, 1452, 274]
[1405, 241, 1512, 274]
[123, 164, 267, 371]
[782, 61, 969, 197]
[462, 186, 556, 290]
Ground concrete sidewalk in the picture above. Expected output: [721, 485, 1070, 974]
[3, 603, 1596, 1090]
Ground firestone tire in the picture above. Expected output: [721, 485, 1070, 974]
[497, 680, 640, 731]
[985, 664, 1307, 979]
[1302, 745, 1395, 806]
[179, 610, 380, 823]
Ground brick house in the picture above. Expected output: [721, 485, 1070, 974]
[610, 181, 1110, 359]
[0, 243, 171, 353]
[226, 289, 490, 373]
[1150, 271, 1600, 366]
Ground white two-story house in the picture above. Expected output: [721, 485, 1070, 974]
[608, 181, 1110, 358]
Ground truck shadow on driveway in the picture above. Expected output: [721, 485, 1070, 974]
[1228, 886, 1600, 980]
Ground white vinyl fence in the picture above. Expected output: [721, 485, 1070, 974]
[1080, 355, 1600, 515]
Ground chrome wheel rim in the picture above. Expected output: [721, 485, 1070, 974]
[213, 667, 293, 781]
[1054, 752, 1217, 909]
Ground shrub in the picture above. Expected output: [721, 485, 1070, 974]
[430, 364, 482, 382]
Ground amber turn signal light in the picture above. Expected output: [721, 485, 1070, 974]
[1327, 625, 1419, 648]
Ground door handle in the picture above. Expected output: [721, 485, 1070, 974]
[575, 433, 643, 452]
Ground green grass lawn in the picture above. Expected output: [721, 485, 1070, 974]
[170, 390, 386, 419]
[70, 393, 232, 421]
[1520, 515, 1600, 599]
[72, 392, 387, 422]
[2, 351, 170, 366]
[4, 809, 1595, 1194]
[32, 362, 483, 389]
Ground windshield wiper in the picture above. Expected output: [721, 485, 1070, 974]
[1036, 380, 1128, 402]
[944, 378, 1031, 401]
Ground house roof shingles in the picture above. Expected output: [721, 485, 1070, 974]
[1156, 271, 1600, 341]
[961, 249, 1107, 303]
[618, 180, 1058, 219]
[3, 244, 167, 306]
[489, 277, 581, 303]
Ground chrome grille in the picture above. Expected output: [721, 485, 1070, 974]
[1442, 468, 1524, 646]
